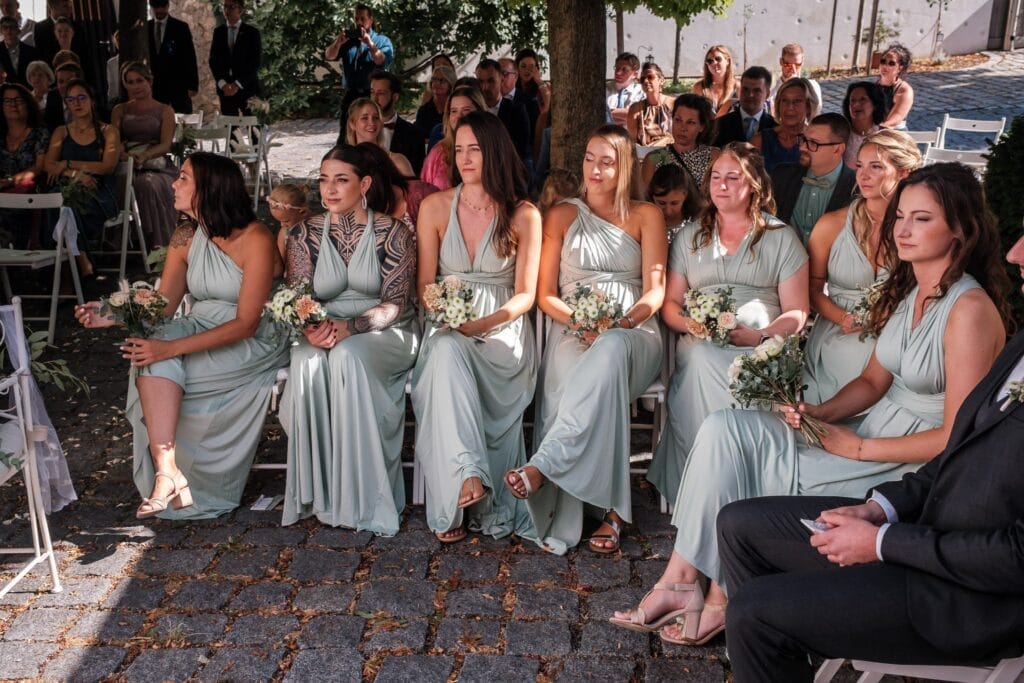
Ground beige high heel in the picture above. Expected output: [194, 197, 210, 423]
[609, 581, 703, 633]
[136, 471, 193, 519]
[660, 601, 727, 646]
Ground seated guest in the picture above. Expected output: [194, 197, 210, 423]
[615, 162, 1009, 648]
[537, 167, 578, 216]
[0, 82, 48, 247]
[714, 66, 774, 147]
[420, 85, 484, 191]
[368, 69, 425, 175]
[770, 112, 856, 243]
[475, 58, 531, 169]
[51, 17, 89, 82]
[75, 152, 291, 519]
[268, 182, 310, 259]
[512, 48, 545, 140]
[842, 80, 886, 168]
[344, 97, 414, 177]
[50, 48, 76, 70]
[752, 77, 819, 171]
[647, 163, 702, 245]
[415, 64, 453, 143]
[722, 182, 1024, 683]
[110, 62, 178, 247]
[43, 60, 80, 131]
[626, 62, 674, 147]
[0, 15, 38, 86]
[693, 45, 737, 118]
[498, 56, 516, 98]
[279, 144, 418, 536]
[606, 51, 643, 126]
[26, 59, 52, 110]
[876, 43, 914, 130]
[357, 141, 437, 230]
[105, 30, 118, 106]
[772, 43, 821, 115]
[640, 93, 718, 187]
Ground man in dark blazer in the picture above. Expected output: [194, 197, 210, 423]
[719, 230, 1024, 682]
[715, 66, 776, 147]
[770, 113, 856, 243]
[147, 0, 198, 114]
[43, 61, 82, 131]
[365, 70, 425, 175]
[32, 0, 86, 69]
[0, 15, 37, 86]
[208, 0, 261, 116]
[475, 59, 531, 168]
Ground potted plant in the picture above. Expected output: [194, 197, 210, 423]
[860, 17, 902, 69]
[984, 115, 1024, 329]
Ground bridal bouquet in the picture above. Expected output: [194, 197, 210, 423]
[563, 283, 623, 339]
[684, 286, 738, 347]
[849, 278, 887, 340]
[728, 334, 828, 446]
[422, 275, 476, 327]
[266, 281, 327, 334]
[101, 279, 168, 338]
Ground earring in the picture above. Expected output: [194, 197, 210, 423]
[361, 194, 367, 210]
[321, 198, 329, 210]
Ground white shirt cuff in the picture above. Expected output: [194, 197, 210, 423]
[870, 490, 898, 523]
[875, 523, 890, 561]
[217, 79, 226, 89]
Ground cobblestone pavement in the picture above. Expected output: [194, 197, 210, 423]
[2, 51, 1021, 683]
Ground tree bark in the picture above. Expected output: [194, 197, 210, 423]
[119, 0, 149, 67]
[548, 0, 606, 172]
[615, 7, 624, 56]
[672, 20, 681, 84]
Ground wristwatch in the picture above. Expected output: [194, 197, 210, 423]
[758, 334, 769, 344]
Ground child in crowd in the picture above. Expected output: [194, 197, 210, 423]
[647, 164, 703, 244]
[269, 183, 311, 258]
[538, 168, 579, 216]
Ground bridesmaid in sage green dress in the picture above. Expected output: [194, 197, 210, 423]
[803, 130, 922, 404]
[504, 125, 667, 555]
[413, 112, 541, 543]
[647, 143, 810, 504]
[280, 145, 418, 537]
[75, 153, 291, 519]
[612, 163, 1010, 648]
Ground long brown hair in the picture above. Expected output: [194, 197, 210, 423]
[701, 45, 735, 101]
[867, 163, 1012, 333]
[692, 142, 777, 254]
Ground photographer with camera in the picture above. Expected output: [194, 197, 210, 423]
[325, 3, 394, 140]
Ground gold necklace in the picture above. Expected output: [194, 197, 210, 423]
[460, 192, 494, 213]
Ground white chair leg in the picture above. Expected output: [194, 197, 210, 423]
[47, 238, 63, 343]
[813, 659, 845, 683]
[118, 215, 130, 281]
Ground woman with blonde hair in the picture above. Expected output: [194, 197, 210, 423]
[753, 77, 820, 171]
[692, 45, 737, 118]
[419, 85, 485, 191]
[504, 125, 667, 555]
[344, 97, 415, 177]
[415, 64, 455, 141]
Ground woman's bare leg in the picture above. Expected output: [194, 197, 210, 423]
[136, 375, 184, 500]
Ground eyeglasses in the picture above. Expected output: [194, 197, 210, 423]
[1, 97, 23, 107]
[63, 95, 88, 105]
[797, 134, 842, 152]
[502, 71, 516, 77]
[880, 59, 900, 67]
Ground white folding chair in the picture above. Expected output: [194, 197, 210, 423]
[190, 121, 232, 155]
[98, 159, 150, 281]
[816, 656, 1024, 683]
[216, 115, 266, 210]
[0, 297, 62, 598]
[923, 146, 988, 176]
[0, 194, 83, 343]
[937, 114, 1007, 151]
[174, 112, 204, 127]
[905, 127, 941, 153]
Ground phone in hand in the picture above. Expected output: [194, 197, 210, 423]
[800, 518, 831, 534]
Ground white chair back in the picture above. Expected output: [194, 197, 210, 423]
[938, 114, 1007, 151]
[99, 158, 150, 280]
[905, 127, 941, 153]
[923, 146, 988, 177]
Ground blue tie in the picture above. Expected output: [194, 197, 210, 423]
[743, 116, 757, 141]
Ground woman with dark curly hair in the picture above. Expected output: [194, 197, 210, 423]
[876, 43, 914, 130]
[841, 80, 887, 167]
[640, 93, 718, 187]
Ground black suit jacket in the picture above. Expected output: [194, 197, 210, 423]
[43, 87, 65, 132]
[208, 22, 261, 97]
[33, 17, 90, 73]
[770, 161, 856, 227]
[148, 16, 198, 114]
[0, 40, 39, 86]
[872, 330, 1024, 658]
[496, 98, 531, 164]
[388, 117, 425, 176]
[715, 107, 776, 147]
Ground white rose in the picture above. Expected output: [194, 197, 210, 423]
[754, 349, 769, 361]
[755, 335, 785, 357]
[108, 291, 128, 307]
[727, 357, 744, 384]
[717, 311, 737, 330]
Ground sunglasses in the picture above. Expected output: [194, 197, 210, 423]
[797, 134, 842, 152]
[880, 59, 900, 67]
[705, 56, 725, 64]
[63, 95, 88, 105]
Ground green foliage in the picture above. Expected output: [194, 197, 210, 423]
[983, 115, 1024, 329]
[146, 246, 168, 274]
[611, 0, 732, 26]
[0, 330, 89, 396]
[860, 16, 901, 48]
[0, 450, 21, 471]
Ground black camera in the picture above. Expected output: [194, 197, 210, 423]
[345, 27, 362, 41]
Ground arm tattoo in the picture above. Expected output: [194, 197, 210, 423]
[285, 215, 322, 286]
[349, 214, 415, 334]
[169, 218, 196, 249]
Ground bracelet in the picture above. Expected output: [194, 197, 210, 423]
[856, 438, 865, 461]
[758, 334, 770, 344]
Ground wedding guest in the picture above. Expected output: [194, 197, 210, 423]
[714, 66, 774, 146]
[876, 43, 914, 130]
[640, 93, 718, 187]
[0, 15, 38, 86]
[269, 182, 310, 259]
[357, 141, 438, 230]
[368, 70, 425, 175]
[344, 97, 414, 178]
[25, 59, 51, 110]
[0, 82, 48, 247]
[752, 77, 820, 171]
[414, 64, 454, 142]
[420, 85, 485, 191]
[842, 81, 886, 168]
[208, 0, 261, 116]
[148, 0, 199, 114]
[693, 45, 737, 117]
[626, 62, 674, 148]
[772, 43, 822, 116]
[42, 60, 81, 131]
[537, 168, 578, 216]
[647, 163, 702, 245]
[606, 52, 643, 126]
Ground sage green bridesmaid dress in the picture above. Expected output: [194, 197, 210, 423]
[647, 216, 808, 503]
[412, 186, 537, 539]
[526, 199, 662, 555]
[803, 203, 884, 404]
[280, 212, 419, 536]
[128, 226, 290, 519]
[672, 274, 981, 589]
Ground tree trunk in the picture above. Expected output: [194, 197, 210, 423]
[615, 7, 624, 56]
[672, 20, 681, 84]
[119, 0, 149, 67]
[548, 0, 606, 172]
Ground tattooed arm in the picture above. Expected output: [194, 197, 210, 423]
[156, 219, 197, 315]
[284, 216, 321, 287]
[342, 215, 415, 338]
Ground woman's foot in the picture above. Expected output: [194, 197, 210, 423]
[137, 470, 192, 519]
[435, 526, 467, 544]
[587, 511, 624, 554]
[457, 476, 487, 509]
[504, 465, 544, 500]
[660, 601, 727, 646]
[610, 581, 702, 632]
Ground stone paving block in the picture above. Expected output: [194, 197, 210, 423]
[445, 584, 505, 618]
[152, 613, 228, 645]
[434, 618, 502, 652]
[188, 524, 248, 547]
[457, 654, 539, 682]
[241, 526, 307, 546]
[645, 536, 674, 560]
[307, 527, 373, 549]
[358, 578, 437, 618]
[513, 587, 579, 621]
[658, 638, 727, 660]
[102, 577, 166, 609]
[293, 583, 356, 613]
[644, 656, 726, 682]
[633, 507, 675, 536]
[288, 548, 360, 582]
[139, 526, 191, 547]
[363, 619, 428, 652]
[375, 654, 453, 683]
[42, 645, 127, 680]
[224, 614, 298, 646]
[65, 544, 141, 576]
[136, 548, 216, 576]
[2, 607, 81, 641]
[636, 559, 668, 586]
[585, 586, 645, 621]
[167, 579, 237, 610]
[0, 574, 47, 606]
[67, 610, 146, 642]
[436, 554, 501, 582]
[296, 614, 365, 649]
[618, 536, 646, 558]
[124, 648, 207, 683]
[213, 547, 280, 578]
[229, 582, 292, 610]
[576, 556, 631, 590]
[555, 656, 637, 681]
[505, 619, 572, 656]
[197, 647, 284, 682]
[228, 507, 281, 526]
[34, 577, 115, 607]
[507, 554, 569, 585]
[579, 620, 649, 657]
[447, 534, 513, 553]
[371, 550, 430, 579]
[371, 530, 440, 552]
[0, 641, 56, 678]
[284, 647, 362, 683]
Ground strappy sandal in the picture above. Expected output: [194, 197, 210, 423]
[504, 466, 541, 500]
[136, 471, 192, 519]
[659, 601, 727, 646]
[435, 526, 467, 544]
[587, 513, 624, 554]
[608, 581, 702, 633]
[457, 476, 487, 509]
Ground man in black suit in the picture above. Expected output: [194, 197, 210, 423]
[147, 0, 198, 114]
[43, 61, 82, 131]
[0, 15, 37, 86]
[208, 0, 261, 116]
[32, 0, 86, 69]
[719, 231, 1024, 682]
[475, 58, 531, 169]
[715, 66, 775, 147]
[366, 70, 424, 175]
[769, 113, 855, 243]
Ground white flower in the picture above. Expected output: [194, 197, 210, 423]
[727, 356, 744, 384]
[108, 291, 128, 307]
[764, 335, 786, 356]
